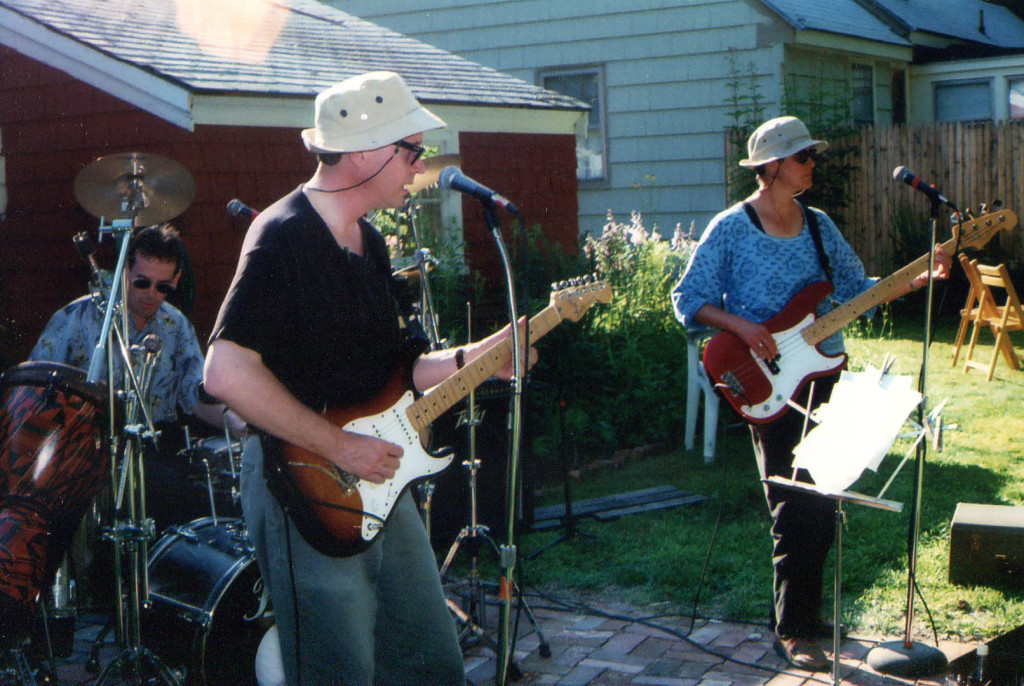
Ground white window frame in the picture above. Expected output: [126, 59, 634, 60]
[851, 63, 875, 126]
[538, 66, 607, 182]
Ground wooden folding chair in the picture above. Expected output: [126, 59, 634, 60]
[951, 254, 980, 367]
[960, 257, 1024, 381]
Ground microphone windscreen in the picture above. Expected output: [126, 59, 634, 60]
[437, 166, 460, 191]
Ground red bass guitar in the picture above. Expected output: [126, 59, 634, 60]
[702, 208, 1017, 424]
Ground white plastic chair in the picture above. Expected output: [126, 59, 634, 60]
[685, 329, 719, 464]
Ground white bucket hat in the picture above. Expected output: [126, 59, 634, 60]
[738, 116, 828, 168]
[301, 71, 446, 154]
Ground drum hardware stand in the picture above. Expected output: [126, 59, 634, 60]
[438, 313, 546, 673]
[81, 218, 179, 686]
[396, 200, 449, 534]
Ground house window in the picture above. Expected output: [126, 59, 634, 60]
[540, 68, 605, 181]
[851, 64, 874, 126]
[1009, 77, 1024, 119]
[935, 80, 992, 122]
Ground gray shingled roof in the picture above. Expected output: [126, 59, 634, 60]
[759, 0, 912, 46]
[0, 0, 587, 111]
[871, 0, 1024, 48]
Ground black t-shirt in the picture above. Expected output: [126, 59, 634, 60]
[210, 187, 403, 413]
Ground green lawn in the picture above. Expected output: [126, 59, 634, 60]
[502, 311, 1024, 642]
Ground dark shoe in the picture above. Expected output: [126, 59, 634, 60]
[774, 636, 829, 671]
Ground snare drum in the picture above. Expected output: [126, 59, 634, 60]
[143, 517, 271, 686]
[0, 361, 107, 616]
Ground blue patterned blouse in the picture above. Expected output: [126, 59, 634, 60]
[29, 295, 205, 424]
[671, 203, 876, 355]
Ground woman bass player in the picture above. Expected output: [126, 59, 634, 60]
[672, 116, 950, 671]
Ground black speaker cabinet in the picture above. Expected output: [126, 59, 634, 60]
[418, 380, 534, 552]
[949, 503, 1024, 588]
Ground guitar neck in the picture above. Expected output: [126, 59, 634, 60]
[405, 305, 561, 431]
[802, 233, 958, 345]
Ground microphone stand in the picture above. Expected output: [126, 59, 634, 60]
[483, 202, 525, 686]
[866, 197, 948, 678]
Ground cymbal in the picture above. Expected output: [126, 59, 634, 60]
[74, 152, 196, 225]
[405, 154, 461, 195]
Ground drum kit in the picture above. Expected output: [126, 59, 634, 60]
[0, 152, 262, 686]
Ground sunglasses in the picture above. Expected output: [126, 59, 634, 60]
[791, 148, 816, 164]
[131, 276, 176, 295]
[394, 140, 426, 164]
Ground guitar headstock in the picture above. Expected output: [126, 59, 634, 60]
[549, 275, 612, 322]
[952, 207, 1018, 252]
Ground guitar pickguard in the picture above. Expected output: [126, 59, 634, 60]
[346, 391, 453, 541]
[737, 315, 845, 422]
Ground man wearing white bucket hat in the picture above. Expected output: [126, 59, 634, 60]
[672, 116, 949, 671]
[205, 71, 531, 684]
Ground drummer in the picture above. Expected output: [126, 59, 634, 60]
[29, 223, 245, 533]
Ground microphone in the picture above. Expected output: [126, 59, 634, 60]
[73, 232, 103, 283]
[892, 167, 957, 210]
[437, 167, 519, 214]
[227, 199, 259, 219]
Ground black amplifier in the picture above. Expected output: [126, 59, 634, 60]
[949, 503, 1024, 588]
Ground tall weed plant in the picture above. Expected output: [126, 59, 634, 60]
[524, 212, 697, 475]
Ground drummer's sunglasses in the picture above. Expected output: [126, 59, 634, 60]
[131, 276, 176, 295]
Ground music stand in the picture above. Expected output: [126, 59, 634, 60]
[766, 478, 901, 686]
[768, 366, 933, 686]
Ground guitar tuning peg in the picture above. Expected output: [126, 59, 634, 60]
[991, 199, 1003, 210]
[979, 203, 988, 215]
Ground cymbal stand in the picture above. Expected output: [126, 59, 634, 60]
[439, 304, 491, 641]
[399, 200, 447, 533]
[85, 219, 179, 685]
[438, 306, 546, 672]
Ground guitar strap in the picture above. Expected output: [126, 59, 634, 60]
[742, 201, 832, 283]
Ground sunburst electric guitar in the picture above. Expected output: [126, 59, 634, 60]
[272, 279, 611, 557]
[702, 208, 1018, 424]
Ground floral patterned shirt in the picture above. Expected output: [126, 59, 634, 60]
[672, 203, 877, 355]
[29, 295, 205, 424]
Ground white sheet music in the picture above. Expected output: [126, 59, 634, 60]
[792, 366, 922, 494]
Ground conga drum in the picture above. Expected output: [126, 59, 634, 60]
[0, 361, 108, 631]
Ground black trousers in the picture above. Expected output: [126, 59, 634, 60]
[749, 373, 839, 639]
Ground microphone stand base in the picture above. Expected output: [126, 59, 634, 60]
[866, 640, 947, 678]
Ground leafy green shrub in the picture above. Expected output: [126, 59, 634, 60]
[523, 212, 697, 477]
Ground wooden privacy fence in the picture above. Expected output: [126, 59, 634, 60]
[729, 121, 1024, 276]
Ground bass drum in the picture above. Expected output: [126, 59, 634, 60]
[143, 518, 272, 686]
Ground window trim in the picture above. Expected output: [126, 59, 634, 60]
[537, 65, 608, 183]
[850, 63, 875, 126]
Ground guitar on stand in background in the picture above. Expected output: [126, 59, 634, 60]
[702, 207, 1017, 424]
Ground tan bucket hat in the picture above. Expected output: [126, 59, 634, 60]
[738, 116, 828, 168]
[301, 71, 446, 154]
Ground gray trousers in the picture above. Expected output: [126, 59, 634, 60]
[240, 436, 466, 686]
